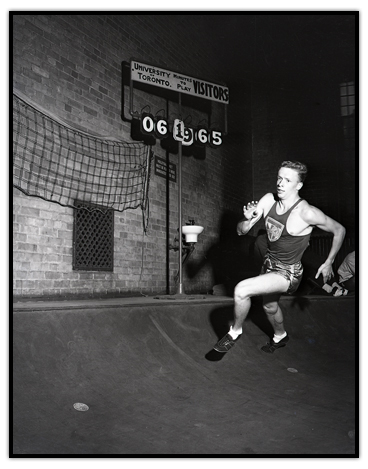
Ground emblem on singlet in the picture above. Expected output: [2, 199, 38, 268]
[265, 216, 284, 242]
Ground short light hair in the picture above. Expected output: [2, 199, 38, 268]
[279, 161, 308, 183]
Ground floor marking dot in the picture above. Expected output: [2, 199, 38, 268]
[73, 402, 89, 411]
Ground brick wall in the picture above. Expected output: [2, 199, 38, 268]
[13, 14, 251, 299]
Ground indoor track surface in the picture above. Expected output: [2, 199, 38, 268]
[13, 295, 356, 455]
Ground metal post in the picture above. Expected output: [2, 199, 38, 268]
[177, 92, 184, 295]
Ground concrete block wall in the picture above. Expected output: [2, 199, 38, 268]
[13, 14, 251, 299]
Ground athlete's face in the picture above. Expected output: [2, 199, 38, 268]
[276, 167, 303, 199]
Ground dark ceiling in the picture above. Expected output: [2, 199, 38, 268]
[192, 13, 357, 88]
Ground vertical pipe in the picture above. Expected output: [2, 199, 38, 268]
[177, 92, 184, 294]
[165, 99, 170, 294]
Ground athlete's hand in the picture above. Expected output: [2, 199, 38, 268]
[315, 262, 334, 284]
[243, 201, 259, 221]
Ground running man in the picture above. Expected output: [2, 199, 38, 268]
[214, 161, 346, 354]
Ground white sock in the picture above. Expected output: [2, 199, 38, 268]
[229, 326, 242, 339]
[273, 331, 287, 343]
[322, 284, 333, 293]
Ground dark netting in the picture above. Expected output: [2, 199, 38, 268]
[13, 91, 152, 229]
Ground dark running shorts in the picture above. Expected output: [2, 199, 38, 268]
[260, 254, 303, 294]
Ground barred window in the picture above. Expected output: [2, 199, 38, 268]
[73, 201, 114, 271]
[340, 81, 355, 151]
[340, 81, 355, 117]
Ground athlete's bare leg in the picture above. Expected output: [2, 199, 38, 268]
[262, 294, 285, 336]
[260, 293, 291, 353]
[232, 273, 288, 332]
[214, 273, 289, 353]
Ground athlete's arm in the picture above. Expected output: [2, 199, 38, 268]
[302, 205, 346, 282]
[237, 193, 272, 236]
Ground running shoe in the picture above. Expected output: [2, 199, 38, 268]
[213, 333, 241, 353]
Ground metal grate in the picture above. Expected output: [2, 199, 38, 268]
[73, 201, 114, 271]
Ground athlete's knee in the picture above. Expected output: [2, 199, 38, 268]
[263, 302, 279, 315]
[234, 281, 252, 302]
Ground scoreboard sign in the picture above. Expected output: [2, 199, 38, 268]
[140, 113, 222, 147]
[131, 60, 229, 104]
